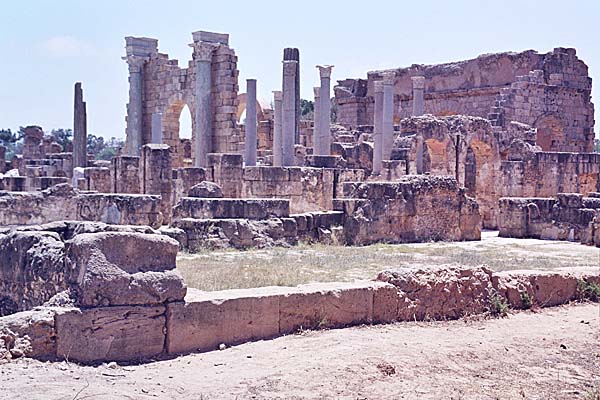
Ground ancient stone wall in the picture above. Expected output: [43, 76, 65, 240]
[335, 48, 594, 153]
[335, 176, 481, 245]
[0, 184, 163, 227]
[126, 33, 241, 167]
[498, 193, 600, 245]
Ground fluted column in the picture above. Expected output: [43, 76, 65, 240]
[190, 41, 216, 167]
[272, 91, 283, 166]
[282, 60, 298, 166]
[244, 79, 257, 166]
[372, 81, 384, 175]
[123, 55, 147, 156]
[412, 76, 425, 116]
[312, 86, 321, 153]
[316, 65, 333, 155]
[382, 73, 395, 160]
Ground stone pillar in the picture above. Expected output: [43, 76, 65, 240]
[151, 112, 163, 144]
[372, 81, 384, 175]
[123, 55, 147, 156]
[312, 86, 320, 152]
[73, 82, 87, 169]
[412, 76, 425, 116]
[316, 65, 333, 156]
[190, 41, 216, 168]
[244, 79, 257, 166]
[382, 73, 395, 160]
[282, 60, 298, 166]
[283, 48, 300, 144]
[272, 91, 283, 166]
[141, 144, 172, 225]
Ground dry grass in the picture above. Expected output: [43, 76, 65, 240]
[176, 232, 600, 291]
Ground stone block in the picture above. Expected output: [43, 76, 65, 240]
[166, 287, 283, 354]
[55, 305, 166, 363]
[279, 282, 375, 333]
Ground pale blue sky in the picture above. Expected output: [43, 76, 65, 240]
[1, 0, 598, 139]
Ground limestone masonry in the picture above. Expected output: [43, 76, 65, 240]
[0, 30, 598, 364]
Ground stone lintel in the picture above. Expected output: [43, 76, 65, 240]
[124, 36, 158, 57]
[192, 30, 229, 45]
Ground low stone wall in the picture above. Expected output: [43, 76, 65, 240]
[2, 262, 597, 363]
[0, 184, 163, 227]
[335, 176, 481, 245]
[242, 166, 334, 213]
[498, 193, 600, 245]
[173, 198, 290, 221]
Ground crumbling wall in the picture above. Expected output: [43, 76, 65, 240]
[336, 48, 594, 153]
[0, 184, 163, 227]
[336, 176, 481, 245]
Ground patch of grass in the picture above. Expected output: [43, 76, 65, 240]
[488, 292, 510, 317]
[577, 279, 600, 302]
[520, 292, 532, 309]
[176, 236, 600, 291]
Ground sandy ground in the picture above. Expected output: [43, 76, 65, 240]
[1, 303, 599, 400]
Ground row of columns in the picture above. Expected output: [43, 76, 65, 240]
[372, 74, 426, 175]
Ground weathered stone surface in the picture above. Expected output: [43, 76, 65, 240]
[173, 198, 290, 220]
[67, 232, 185, 307]
[377, 266, 495, 320]
[166, 287, 282, 354]
[188, 181, 224, 198]
[0, 232, 68, 316]
[55, 305, 166, 363]
[279, 282, 375, 333]
[493, 270, 579, 308]
[0, 184, 163, 228]
[338, 176, 480, 245]
[0, 307, 66, 360]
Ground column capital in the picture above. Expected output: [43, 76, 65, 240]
[313, 86, 321, 97]
[374, 81, 384, 93]
[411, 75, 426, 89]
[316, 65, 334, 78]
[282, 60, 298, 76]
[189, 41, 217, 62]
[273, 90, 282, 101]
[382, 72, 395, 85]
[122, 55, 148, 73]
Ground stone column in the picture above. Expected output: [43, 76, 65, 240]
[190, 42, 216, 167]
[282, 60, 298, 166]
[151, 112, 163, 144]
[372, 81, 384, 175]
[412, 76, 425, 116]
[316, 65, 333, 156]
[283, 48, 300, 144]
[123, 56, 147, 156]
[382, 73, 395, 160]
[272, 91, 283, 166]
[312, 86, 321, 152]
[73, 82, 87, 169]
[244, 79, 257, 166]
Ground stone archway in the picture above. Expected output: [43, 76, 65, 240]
[236, 93, 264, 123]
[534, 114, 564, 152]
[162, 93, 194, 168]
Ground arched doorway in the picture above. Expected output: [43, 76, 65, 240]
[163, 99, 193, 167]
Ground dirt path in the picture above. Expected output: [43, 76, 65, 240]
[1, 303, 599, 400]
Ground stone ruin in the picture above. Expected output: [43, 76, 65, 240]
[1, 30, 599, 363]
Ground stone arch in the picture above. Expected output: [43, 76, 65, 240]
[161, 92, 194, 168]
[236, 93, 264, 123]
[534, 114, 564, 152]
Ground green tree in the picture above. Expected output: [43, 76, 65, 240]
[50, 128, 73, 151]
[0, 128, 23, 160]
[300, 99, 314, 120]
